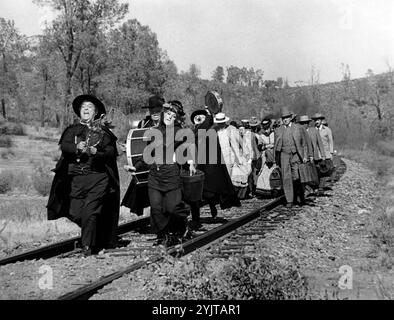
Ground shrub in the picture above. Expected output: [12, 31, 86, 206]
[11, 171, 32, 193]
[0, 171, 14, 194]
[1, 148, 15, 159]
[0, 122, 25, 136]
[32, 164, 53, 197]
[143, 252, 309, 300]
[0, 135, 12, 148]
[376, 140, 394, 157]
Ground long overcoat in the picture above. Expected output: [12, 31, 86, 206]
[46, 124, 120, 248]
[194, 116, 241, 209]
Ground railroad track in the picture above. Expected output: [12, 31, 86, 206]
[0, 156, 346, 300]
[58, 196, 286, 300]
[60, 156, 346, 300]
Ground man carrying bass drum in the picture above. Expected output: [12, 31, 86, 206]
[121, 95, 164, 216]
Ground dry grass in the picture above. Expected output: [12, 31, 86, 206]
[340, 146, 394, 178]
[0, 196, 79, 252]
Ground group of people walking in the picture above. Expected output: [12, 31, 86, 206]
[46, 93, 335, 255]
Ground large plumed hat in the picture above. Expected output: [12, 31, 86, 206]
[72, 95, 106, 120]
[163, 100, 184, 116]
[311, 113, 325, 120]
[142, 95, 165, 114]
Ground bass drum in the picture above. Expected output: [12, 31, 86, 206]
[205, 91, 223, 115]
[126, 128, 151, 185]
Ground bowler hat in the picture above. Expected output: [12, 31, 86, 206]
[311, 113, 325, 120]
[298, 115, 311, 123]
[190, 109, 207, 124]
[72, 95, 106, 120]
[142, 95, 165, 114]
[281, 108, 293, 118]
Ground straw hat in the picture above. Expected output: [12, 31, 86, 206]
[298, 115, 311, 123]
[214, 112, 230, 123]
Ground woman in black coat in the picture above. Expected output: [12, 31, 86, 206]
[188, 109, 241, 229]
[47, 95, 120, 256]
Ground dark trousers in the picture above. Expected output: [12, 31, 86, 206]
[280, 151, 301, 204]
[69, 173, 109, 248]
[148, 187, 189, 236]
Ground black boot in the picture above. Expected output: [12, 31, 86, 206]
[209, 203, 218, 219]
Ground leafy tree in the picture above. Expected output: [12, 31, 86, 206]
[226, 65, 242, 85]
[100, 19, 175, 114]
[34, 0, 128, 128]
[0, 18, 25, 119]
[212, 66, 224, 82]
[187, 64, 201, 79]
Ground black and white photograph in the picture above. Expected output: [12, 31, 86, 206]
[0, 0, 394, 307]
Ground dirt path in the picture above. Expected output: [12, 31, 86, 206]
[259, 158, 394, 299]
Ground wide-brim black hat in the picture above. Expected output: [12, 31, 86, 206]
[72, 95, 106, 120]
[190, 109, 208, 123]
[142, 95, 165, 114]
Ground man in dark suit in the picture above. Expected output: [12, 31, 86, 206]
[274, 108, 308, 208]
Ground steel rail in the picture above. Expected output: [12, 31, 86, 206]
[0, 216, 150, 266]
[58, 195, 286, 300]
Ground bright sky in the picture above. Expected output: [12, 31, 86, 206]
[1, 0, 394, 84]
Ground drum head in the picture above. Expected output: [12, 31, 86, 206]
[126, 128, 151, 185]
[205, 91, 223, 114]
